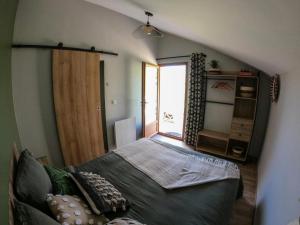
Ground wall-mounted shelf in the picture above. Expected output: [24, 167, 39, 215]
[205, 74, 236, 81]
[196, 75, 259, 162]
[206, 70, 239, 75]
[235, 96, 257, 101]
[204, 71, 258, 80]
[206, 100, 234, 106]
[237, 75, 258, 79]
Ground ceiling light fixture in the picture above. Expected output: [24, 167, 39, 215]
[137, 11, 164, 38]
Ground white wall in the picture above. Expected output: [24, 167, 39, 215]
[12, 0, 158, 166]
[157, 34, 255, 134]
[255, 72, 300, 225]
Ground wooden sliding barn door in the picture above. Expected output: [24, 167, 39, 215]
[52, 50, 105, 166]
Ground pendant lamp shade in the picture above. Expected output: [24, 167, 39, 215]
[134, 11, 164, 38]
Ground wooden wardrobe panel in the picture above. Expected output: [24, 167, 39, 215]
[53, 49, 105, 166]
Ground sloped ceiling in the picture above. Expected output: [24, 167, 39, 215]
[85, 0, 300, 75]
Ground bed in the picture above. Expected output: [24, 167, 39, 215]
[9, 139, 241, 225]
[76, 139, 242, 225]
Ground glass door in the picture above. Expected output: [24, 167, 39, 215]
[142, 63, 159, 137]
[158, 63, 187, 140]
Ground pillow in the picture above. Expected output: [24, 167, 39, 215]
[14, 199, 60, 225]
[107, 218, 145, 225]
[15, 149, 52, 213]
[47, 194, 109, 225]
[44, 165, 79, 195]
[70, 171, 129, 215]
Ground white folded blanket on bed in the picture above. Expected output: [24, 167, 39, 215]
[113, 138, 240, 189]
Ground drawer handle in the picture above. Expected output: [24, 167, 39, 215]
[238, 133, 242, 136]
[240, 124, 244, 127]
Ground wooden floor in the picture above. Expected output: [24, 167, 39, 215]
[152, 134, 257, 225]
[229, 162, 257, 225]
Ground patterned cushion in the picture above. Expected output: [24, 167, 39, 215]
[44, 165, 79, 195]
[70, 171, 128, 214]
[107, 218, 145, 225]
[47, 194, 109, 225]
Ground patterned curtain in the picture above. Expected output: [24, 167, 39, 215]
[185, 53, 207, 146]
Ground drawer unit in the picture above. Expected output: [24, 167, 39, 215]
[231, 118, 253, 131]
[231, 122, 252, 129]
[231, 124, 252, 135]
[230, 117, 253, 142]
[230, 132, 251, 142]
[232, 117, 253, 126]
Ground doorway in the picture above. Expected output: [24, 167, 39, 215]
[158, 63, 187, 139]
[142, 63, 159, 137]
[142, 62, 187, 140]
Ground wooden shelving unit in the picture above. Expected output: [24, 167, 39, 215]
[198, 129, 229, 141]
[196, 72, 259, 162]
[196, 130, 229, 157]
[196, 145, 226, 157]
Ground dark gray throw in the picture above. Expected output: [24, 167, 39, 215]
[77, 150, 240, 225]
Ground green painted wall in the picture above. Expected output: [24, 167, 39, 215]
[0, 0, 20, 224]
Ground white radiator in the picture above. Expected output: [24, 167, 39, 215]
[114, 117, 136, 148]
